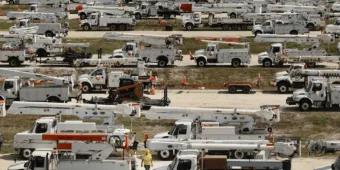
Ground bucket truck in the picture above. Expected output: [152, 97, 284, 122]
[257, 43, 333, 67]
[0, 68, 81, 106]
[9, 19, 68, 37]
[252, 20, 309, 36]
[286, 69, 340, 111]
[143, 105, 297, 160]
[80, 12, 136, 31]
[8, 102, 140, 158]
[8, 133, 137, 170]
[157, 149, 292, 170]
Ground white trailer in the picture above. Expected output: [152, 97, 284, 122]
[257, 43, 331, 67]
[252, 20, 309, 36]
[191, 42, 250, 67]
[9, 19, 68, 37]
[80, 12, 136, 31]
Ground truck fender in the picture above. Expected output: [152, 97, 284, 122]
[78, 78, 94, 88]
[299, 98, 313, 111]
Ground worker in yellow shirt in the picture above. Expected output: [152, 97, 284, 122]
[141, 149, 153, 170]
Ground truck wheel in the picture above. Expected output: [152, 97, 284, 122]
[290, 30, 298, 35]
[229, 86, 237, 93]
[158, 150, 173, 160]
[47, 96, 61, 102]
[119, 24, 127, 31]
[45, 31, 54, 37]
[233, 151, 245, 159]
[185, 23, 194, 31]
[231, 59, 241, 67]
[110, 24, 117, 31]
[81, 83, 91, 93]
[157, 59, 168, 67]
[82, 24, 91, 31]
[135, 13, 142, 20]
[164, 13, 171, 19]
[36, 49, 47, 58]
[22, 149, 33, 159]
[262, 59, 272, 67]
[299, 99, 312, 111]
[229, 13, 236, 18]
[306, 23, 315, 31]
[8, 57, 20, 67]
[79, 13, 87, 20]
[277, 83, 289, 93]
[196, 58, 206, 67]
[254, 31, 262, 36]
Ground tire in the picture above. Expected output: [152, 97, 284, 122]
[290, 30, 298, 35]
[79, 13, 87, 20]
[22, 149, 32, 159]
[233, 151, 245, 159]
[46, 96, 61, 102]
[109, 24, 116, 31]
[254, 31, 262, 36]
[119, 24, 127, 31]
[157, 58, 168, 67]
[196, 58, 206, 67]
[81, 83, 91, 93]
[299, 99, 312, 111]
[185, 23, 194, 31]
[135, 13, 142, 20]
[229, 86, 236, 93]
[277, 83, 289, 93]
[164, 13, 171, 19]
[306, 23, 315, 31]
[158, 150, 173, 160]
[82, 24, 91, 31]
[244, 86, 251, 93]
[36, 49, 47, 58]
[231, 59, 241, 67]
[45, 31, 54, 37]
[8, 57, 20, 67]
[229, 13, 236, 18]
[262, 59, 272, 67]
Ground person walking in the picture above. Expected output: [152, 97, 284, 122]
[141, 149, 153, 170]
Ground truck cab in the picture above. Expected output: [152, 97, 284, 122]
[112, 42, 138, 58]
[271, 64, 305, 93]
[182, 12, 202, 31]
[287, 78, 340, 111]
[257, 43, 284, 67]
[87, 13, 100, 26]
[0, 78, 21, 106]
[154, 120, 192, 139]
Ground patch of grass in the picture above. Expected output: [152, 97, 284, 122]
[65, 38, 125, 54]
[0, 19, 15, 30]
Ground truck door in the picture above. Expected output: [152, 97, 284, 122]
[206, 45, 217, 60]
[263, 21, 273, 34]
[310, 82, 326, 102]
[172, 124, 188, 140]
[176, 159, 192, 170]
[90, 14, 98, 26]
[90, 69, 106, 86]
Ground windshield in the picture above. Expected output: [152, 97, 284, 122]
[168, 125, 176, 135]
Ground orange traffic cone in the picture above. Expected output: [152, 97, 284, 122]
[181, 76, 189, 86]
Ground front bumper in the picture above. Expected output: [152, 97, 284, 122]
[286, 97, 297, 105]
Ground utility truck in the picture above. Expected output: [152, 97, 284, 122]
[307, 140, 340, 155]
[8, 133, 137, 170]
[252, 20, 308, 36]
[158, 149, 292, 170]
[134, 1, 180, 19]
[325, 18, 340, 37]
[9, 19, 68, 37]
[189, 3, 251, 18]
[77, 5, 134, 20]
[190, 42, 250, 67]
[286, 74, 340, 111]
[182, 12, 252, 31]
[0, 69, 81, 106]
[0, 48, 27, 67]
[77, 65, 153, 93]
[80, 12, 136, 31]
[257, 43, 330, 67]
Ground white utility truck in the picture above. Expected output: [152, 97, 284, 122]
[252, 20, 308, 36]
[0, 69, 81, 106]
[182, 12, 252, 31]
[325, 18, 340, 37]
[0, 48, 27, 67]
[286, 74, 340, 111]
[191, 42, 250, 67]
[80, 12, 136, 31]
[158, 149, 292, 170]
[8, 134, 137, 170]
[77, 5, 134, 20]
[257, 43, 332, 67]
[9, 19, 68, 37]
[308, 140, 340, 155]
